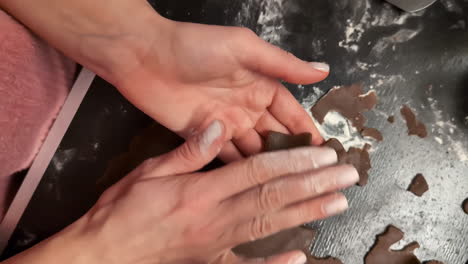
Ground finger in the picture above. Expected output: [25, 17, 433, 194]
[235, 28, 329, 84]
[214, 250, 307, 264]
[254, 111, 290, 137]
[203, 147, 337, 200]
[221, 165, 358, 223]
[138, 120, 225, 178]
[233, 129, 264, 157]
[231, 193, 348, 243]
[268, 84, 324, 145]
[219, 141, 245, 163]
[245, 251, 307, 264]
[261, 251, 307, 264]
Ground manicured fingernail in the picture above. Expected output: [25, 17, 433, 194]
[309, 62, 330, 72]
[323, 195, 348, 216]
[336, 165, 360, 186]
[199, 120, 223, 154]
[289, 252, 307, 264]
[314, 147, 338, 168]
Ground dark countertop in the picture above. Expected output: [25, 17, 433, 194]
[2, 0, 468, 263]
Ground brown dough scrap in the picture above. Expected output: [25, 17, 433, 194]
[407, 174, 429, 197]
[400, 105, 427, 138]
[387, 116, 395, 123]
[361, 127, 383, 141]
[324, 138, 371, 186]
[265, 131, 312, 151]
[364, 225, 421, 264]
[463, 198, 468, 214]
[423, 261, 445, 264]
[234, 227, 343, 264]
[234, 227, 316, 258]
[311, 84, 377, 131]
[98, 123, 183, 191]
[307, 256, 343, 264]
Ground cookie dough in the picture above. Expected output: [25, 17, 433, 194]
[400, 105, 427, 138]
[311, 84, 377, 131]
[324, 138, 371, 186]
[364, 225, 420, 264]
[463, 198, 468, 215]
[387, 116, 395, 123]
[361, 127, 383, 142]
[407, 174, 429, 197]
[234, 227, 342, 264]
[234, 227, 316, 258]
[265, 131, 312, 151]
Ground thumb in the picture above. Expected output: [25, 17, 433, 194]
[140, 120, 226, 178]
[218, 251, 307, 264]
[235, 29, 329, 84]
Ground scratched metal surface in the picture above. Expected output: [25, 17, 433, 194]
[2, 0, 468, 263]
[229, 0, 468, 263]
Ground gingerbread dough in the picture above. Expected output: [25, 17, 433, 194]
[234, 227, 343, 264]
[265, 131, 312, 151]
[324, 138, 371, 186]
[400, 105, 427, 138]
[311, 84, 377, 131]
[463, 198, 468, 215]
[361, 127, 383, 142]
[407, 174, 429, 197]
[364, 225, 421, 264]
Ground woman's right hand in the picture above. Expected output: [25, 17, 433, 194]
[5, 120, 358, 264]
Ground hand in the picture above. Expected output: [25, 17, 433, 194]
[0, 0, 328, 162]
[5, 121, 358, 264]
[114, 15, 329, 162]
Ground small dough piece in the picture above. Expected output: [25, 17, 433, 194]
[361, 127, 383, 141]
[400, 105, 427, 138]
[324, 138, 371, 186]
[463, 198, 468, 215]
[311, 84, 377, 131]
[365, 225, 421, 264]
[234, 227, 343, 264]
[387, 116, 395, 123]
[423, 261, 444, 264]
[308, 256, 343, 264]
[265, 131, 312, 151]
[407, 174, 429, 197]
[234, 227, 316, 258]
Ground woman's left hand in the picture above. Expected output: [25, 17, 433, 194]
[113, 16, 329, 162]
[1, 0, 328, 162]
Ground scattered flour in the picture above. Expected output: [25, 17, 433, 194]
[338, 0, 426, 54]
[257, 0, 285, 44]
[428, 97, 468, 162]
[300, 88, 373, 150]
[52, 148, 77, 172]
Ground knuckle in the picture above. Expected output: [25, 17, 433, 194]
[235, 27, 256, 40]
[249, 216, 274, 240]
[244, 155, 269, 185]
[176, 143, 200, 165]
[139, 157, 159, 174]
[257, 183, 284, 212]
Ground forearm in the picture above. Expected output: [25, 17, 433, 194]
[2, 217, 101, 264]
[0, 0, 171, 86]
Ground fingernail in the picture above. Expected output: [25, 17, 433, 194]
[323, 195, 348, 216]
[335, 166, 360, 186]
[314, 147, 338, 168]
[199, 120, 223, 154]
[289, 252, 307, 264]
[309, 62, 330, 72]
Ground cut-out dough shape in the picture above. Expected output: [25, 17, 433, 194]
[407, 173, 429, 197]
